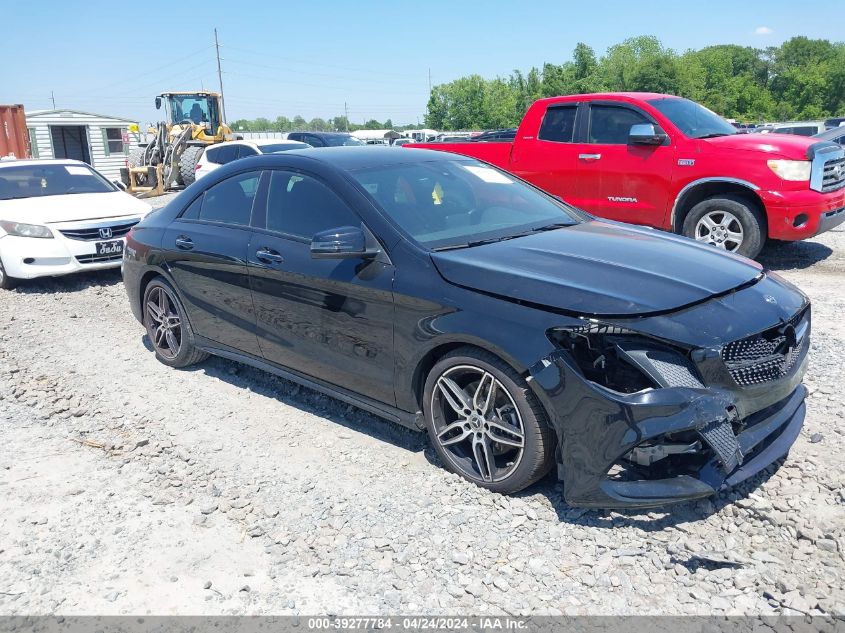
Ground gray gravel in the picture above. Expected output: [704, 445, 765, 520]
[0, 226, 843, 616]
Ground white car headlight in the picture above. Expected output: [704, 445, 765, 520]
[0, 220, 54, 239]
[767, 159, 811, 181]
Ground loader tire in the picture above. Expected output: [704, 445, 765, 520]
[127, 146, 146, 168]
[178, 146, 204, 187]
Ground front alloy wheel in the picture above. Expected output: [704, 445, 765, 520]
[431, 365, 526, 483]
[694, 210, 744, 252]
[423, 347, 555, 494]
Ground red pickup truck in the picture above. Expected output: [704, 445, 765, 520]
[412, 93, 845, 258]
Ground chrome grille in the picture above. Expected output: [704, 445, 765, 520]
[822, 157, 845, 192]
[59, 220, 138, 241]
[75, 253, 123, 265]
[722, 308, 809, 387]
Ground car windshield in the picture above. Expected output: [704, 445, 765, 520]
[325, 135, 366, 147]
[259, 142, 311, 153]
[0, 163, 115, 200]
[350, 158, 580, 250]
[648, 97, 737, 139]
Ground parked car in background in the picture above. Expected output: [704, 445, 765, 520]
[823, 117, 845, 130]
[813, 126, 845, 147]
[430, 133, 472, 143]
[286, 132, 366, 147]
[195, 139, 311, 180]
[123, 147, 810, 508]
[769, 121, 827, 137]
[469, 128, 518, 142]
[392, 138, 414, 146]
[410, 93, 845, 258]
[0, 159, 151, 289]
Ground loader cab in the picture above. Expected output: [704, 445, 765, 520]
[156, 92, 222, 135]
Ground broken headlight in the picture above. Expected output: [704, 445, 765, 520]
[547, 323, 704, 394]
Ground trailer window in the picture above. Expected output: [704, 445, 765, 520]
[538, 106, 577, 143]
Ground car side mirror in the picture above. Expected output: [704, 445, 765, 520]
[629, 123, 667, 146]
[155, 96, 162, 110]
[112, 179, 127, 191]
[310, 226, 378, 259]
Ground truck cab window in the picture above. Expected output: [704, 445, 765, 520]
[589, 106, 649, 144]
[538, 106, 577, 143]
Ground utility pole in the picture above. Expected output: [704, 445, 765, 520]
[51, 91, 56, 109]
[214, 28, 227, 122]
[344, 102, 349, 131]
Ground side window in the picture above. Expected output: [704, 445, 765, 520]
[305, 135, 325, 147]
[103, 127, 125, 156]
[588, 106, 649, 144]
[181, 194, 203, 220]
[238, 145, 258, 158]
[265, 171, 359, 238]
[538, 106, 577, 143]
[198, 171, 261, 226]
[205, 147, 221, 163]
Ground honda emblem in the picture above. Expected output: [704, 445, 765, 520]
[98, 227, 113, 239]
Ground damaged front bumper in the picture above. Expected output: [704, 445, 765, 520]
[528, 350, 807, 509]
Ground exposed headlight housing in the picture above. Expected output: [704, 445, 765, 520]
[547, 323, 704, 393]
[767, 159, 811, 181]
[0, 220, 54, 239]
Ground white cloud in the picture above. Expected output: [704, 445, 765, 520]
[754, 26, 773, 35]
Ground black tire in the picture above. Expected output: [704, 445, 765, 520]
[142, 277, 208, 368]
[0, 256, 18, 290]
[423, 346, 555, 494]
[681, 195, 765, 259]
[127, 146, 146, 168]
[178, 146, 204, 187]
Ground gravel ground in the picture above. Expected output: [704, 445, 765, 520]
[0, 209, 843, 616]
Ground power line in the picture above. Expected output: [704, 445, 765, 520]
[215, 28, 227, 122]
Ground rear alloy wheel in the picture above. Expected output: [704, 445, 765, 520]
[142, 278, 208, 368]
[423, 347, 555, 494]
[682, 195, 765, 259]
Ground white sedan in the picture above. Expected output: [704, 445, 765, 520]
[194, 139, 311, 180]
[0, 159, 152, 289]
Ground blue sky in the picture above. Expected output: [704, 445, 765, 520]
[2, 0, 839, 126]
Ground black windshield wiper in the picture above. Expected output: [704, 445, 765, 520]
[433, 223, 573, 251]
[695, 133, 732, 139]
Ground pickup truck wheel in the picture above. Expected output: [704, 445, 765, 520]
[682, 195, 764, 259]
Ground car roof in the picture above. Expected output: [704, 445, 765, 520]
[0, 158, 89, 169]
[246, 146, 472, 171]
[290, 131, 352, 138]
[250, 138, 307, 146]
[813, 127, 845, 141]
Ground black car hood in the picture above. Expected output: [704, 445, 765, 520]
[431, 221, 763, 317]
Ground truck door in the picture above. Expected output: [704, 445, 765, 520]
[575, 103, 675, 226]
[509, 103, 580, 204]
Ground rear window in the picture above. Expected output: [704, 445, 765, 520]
[538, 106, 577, 143]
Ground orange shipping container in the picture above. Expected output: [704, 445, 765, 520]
[0, 104, 31, 158]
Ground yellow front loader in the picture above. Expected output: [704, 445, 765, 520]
[122, 91, 233, 197]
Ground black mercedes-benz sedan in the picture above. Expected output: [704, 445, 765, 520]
[123, 147, 810, 508]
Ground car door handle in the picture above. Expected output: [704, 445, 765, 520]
[255, 248, 284, 264]
[175, 236, 194, 250]
[578, 153, 602, 161]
